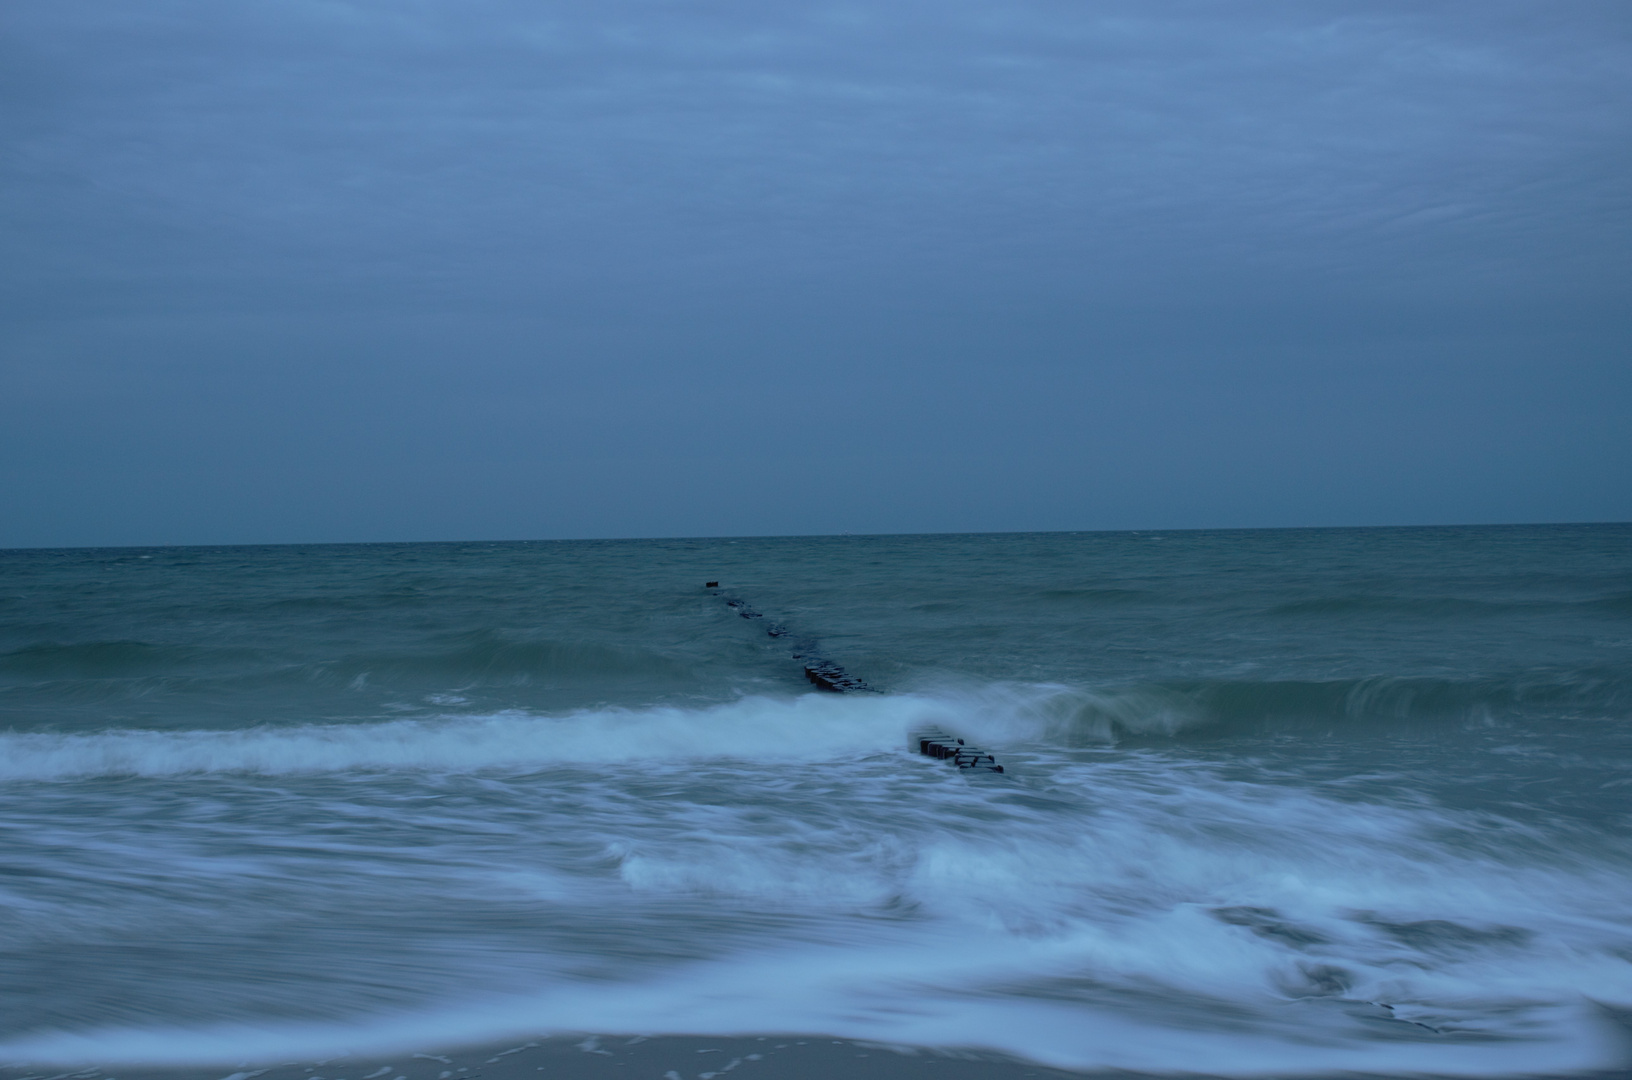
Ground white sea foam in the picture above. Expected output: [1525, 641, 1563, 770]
[4, 690, 1631, 1075]
[0, 682, 1156, 781]
[1, 931, 1624, 1076]
[0, 693, 971, 780]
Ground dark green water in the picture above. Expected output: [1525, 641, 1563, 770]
[2, 526, 1629, 1074]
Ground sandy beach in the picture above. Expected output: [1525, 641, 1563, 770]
[12, 1029, 1632, 1080]
[2, 1035, 1112, 1080]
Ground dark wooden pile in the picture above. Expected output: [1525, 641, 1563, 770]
[911, 728, 1004, 773]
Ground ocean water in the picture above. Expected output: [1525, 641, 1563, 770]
[2, 526, 1630, 1076]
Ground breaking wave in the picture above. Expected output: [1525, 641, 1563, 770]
[3, 666, 1627, 781]
[962, 671, 1632, 743]
[0, 693, 939, 780]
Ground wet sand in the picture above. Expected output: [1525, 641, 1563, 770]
[2, 1035, 1110, 1080]
[9, 1031, 1632, 1080]
[10, 1007, 1632, 1080]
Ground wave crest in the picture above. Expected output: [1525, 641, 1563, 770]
[0, 694, 950, 781]
[941, 669, 1631, 745]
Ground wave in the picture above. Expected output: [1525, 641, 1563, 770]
[1266, 591, 1632, 619]
[1268, 595, 1516, 618]
[0, 632, 693, 686]
[2, 956, 1620, 1076]
[3, 662, 1627, 779]
[3, 690, 1631, 1074]
[904, 671, 1632, 744]
[336, 631, 697, 684]
[0, 640, 253, 679]
[0, 694, 954, 780]
[1031, 587, 1154, 604]
[1586, 591, 1632, 616]
[0, 633, 705, 720]
[3, 771, 1628, 1076]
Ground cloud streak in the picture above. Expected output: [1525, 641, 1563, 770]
[8, 1, 1627, 299]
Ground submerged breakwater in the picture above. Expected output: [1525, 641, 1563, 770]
[707, 582, 1002, 772]
[709, 583, 876, 692]
[1, 526, 1630, 1076]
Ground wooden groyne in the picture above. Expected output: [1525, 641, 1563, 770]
[705, 582, 1004, 774]
[913, 728, 1004, 773]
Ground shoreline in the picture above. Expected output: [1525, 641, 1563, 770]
[1, 1035, 1108, 1080]
[7, 1031, 1632, 1080]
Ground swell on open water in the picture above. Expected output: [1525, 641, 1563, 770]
[2, 526, 1630, 1075]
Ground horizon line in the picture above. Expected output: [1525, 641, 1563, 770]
[3, 519, 1628, 555]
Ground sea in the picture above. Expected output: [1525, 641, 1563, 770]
[2, 525, 1630, 1076]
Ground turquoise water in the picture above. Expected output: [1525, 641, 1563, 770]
[2, 526, 1630, 1074]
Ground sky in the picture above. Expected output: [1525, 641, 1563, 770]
[2, 0, 1629, 547]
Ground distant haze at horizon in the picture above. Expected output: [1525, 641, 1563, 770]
[3, 0, 1628, 548]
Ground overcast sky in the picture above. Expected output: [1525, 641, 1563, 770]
[2, 0, 1628, 547]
